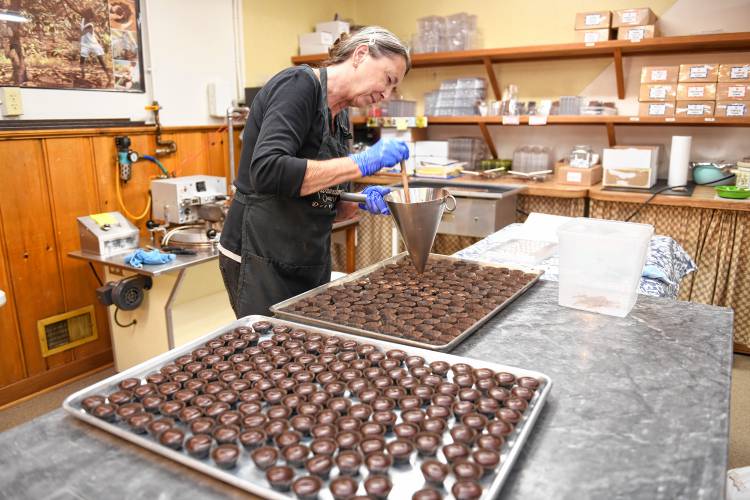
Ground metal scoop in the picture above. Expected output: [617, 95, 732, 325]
[340, 187, 456, 273]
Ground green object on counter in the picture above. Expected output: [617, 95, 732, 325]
[715, 186, 750, 199]
[478, 159, 512, 171]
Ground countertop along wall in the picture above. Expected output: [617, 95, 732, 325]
[0, 0, 242, 125]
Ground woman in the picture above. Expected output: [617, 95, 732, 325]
[219, 26, 411, 317]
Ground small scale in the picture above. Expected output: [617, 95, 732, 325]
[602, 179, 696, 197]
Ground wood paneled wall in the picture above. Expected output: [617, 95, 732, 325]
[0, 125, 239, 406]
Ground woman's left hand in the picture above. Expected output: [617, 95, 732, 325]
[358, 186, 391, 215]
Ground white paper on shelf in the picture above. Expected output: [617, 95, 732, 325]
[516, 213, 576, 243]
[668, 136, 692, 187]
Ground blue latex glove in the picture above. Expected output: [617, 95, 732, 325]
[349, 139, 410, 177]
[359, 186, 391, 215]
[124, 249, 176, 269]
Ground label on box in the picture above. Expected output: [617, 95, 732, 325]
[529, 115, 548, 125]
[650, 69, 668, 81]
[726, 104, 747, 116]
[584, 32, 601, 43]
[649, 103, 667, 115]
[502, 115, 520, 125]
[566, 171, 583, 182]
[395, 118, 409, 131]
[687, 104, 705, 116]
[622, 11, 637, 23]
[628, 29, 645, 41]
[728, 86, 747, 98]
[585, 14, 602, 26]
[689, 66, 708, 79]
[731, 67, 749, 79]
[649, 87, 668, 99]
[687, 86, 705, 97]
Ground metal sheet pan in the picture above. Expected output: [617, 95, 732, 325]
[63, 315, 552, 500]
[271, 252, 543, 352]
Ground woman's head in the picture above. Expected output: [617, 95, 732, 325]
[324, 26, 411, 107]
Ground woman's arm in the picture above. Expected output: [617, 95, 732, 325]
[299, 157, 360, 196]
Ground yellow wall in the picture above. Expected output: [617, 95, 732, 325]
[353, 0, 677, 109]
[243, 0, 354, 86]
[243, 0, 677, 108]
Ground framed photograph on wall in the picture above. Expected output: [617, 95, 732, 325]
[0, 0, 145, 92]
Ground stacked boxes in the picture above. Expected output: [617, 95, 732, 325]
[639, 62, 750, 118]
[638, 65, 678, 117]
[613, 7, 658, 41]
[574, 11, 613, 43]
[716, 63, 750, 118]
[298, 20, 350, 56]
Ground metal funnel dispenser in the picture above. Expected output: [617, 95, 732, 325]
[385, 188, 456, 273]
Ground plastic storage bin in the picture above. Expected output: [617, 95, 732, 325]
[557, 218, 654, 317]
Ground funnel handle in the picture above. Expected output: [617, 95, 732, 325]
[339, 192, 367, 203]
[444, 194, 457, 212]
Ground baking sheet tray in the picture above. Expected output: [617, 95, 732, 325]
[63, 315, 552, 500]
[271, 252, 543, 352]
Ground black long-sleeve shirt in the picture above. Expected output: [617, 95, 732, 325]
[220, 65, 350, 257]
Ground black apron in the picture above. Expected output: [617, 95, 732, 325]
[232, 67, 350, 316]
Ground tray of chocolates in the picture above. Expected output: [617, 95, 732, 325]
[271, 253, 543, 351]
[63, 316, 551, 500]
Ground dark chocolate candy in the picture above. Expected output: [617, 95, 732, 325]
[420, 459, 449, 484]
[451, 480, 483, 500]
[364, 474, 392, 499]
[292, 476, 322, 500]
[159, 428, 184, 450]
[212, 444, 240, 469]
[335, 450, 363, 475]
[330, 476, 359, 500]
[251, 446, 280, 470]
[185, 434, 213, 458]
[266, 465, 295, 491]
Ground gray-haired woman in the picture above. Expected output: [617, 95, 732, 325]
[219, 26, 411, 317]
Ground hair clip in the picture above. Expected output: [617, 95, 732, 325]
[368, 35, 376, 46]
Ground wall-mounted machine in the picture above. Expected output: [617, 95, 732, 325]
[150, 175, 228, 249]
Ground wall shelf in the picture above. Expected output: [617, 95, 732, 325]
[352, 114, 750, 154]
[293, 32, 750, 100]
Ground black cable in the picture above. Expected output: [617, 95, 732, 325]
[516, 208, 530, 217]
[624, 173, 737, 222]
[114, 307, 137, 328]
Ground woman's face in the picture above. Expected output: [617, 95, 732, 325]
[349, 47, 407, 107]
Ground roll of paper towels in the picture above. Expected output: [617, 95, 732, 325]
[668, 136, 692, 187]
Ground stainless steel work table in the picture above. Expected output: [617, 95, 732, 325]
[0, 281, 733, 499]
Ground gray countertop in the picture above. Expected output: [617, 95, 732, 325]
[0, 282, 733, 500]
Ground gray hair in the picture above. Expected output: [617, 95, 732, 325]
[325, 26, 411, 73]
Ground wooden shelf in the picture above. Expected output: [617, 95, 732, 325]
[352, 114, 750, 153]
[294, 32, 750, 99]
[352, 115, 750, 126]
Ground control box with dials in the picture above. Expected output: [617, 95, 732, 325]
[150, 176, 228, 224]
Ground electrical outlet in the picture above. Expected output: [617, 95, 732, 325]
[1, 87, 23, 116]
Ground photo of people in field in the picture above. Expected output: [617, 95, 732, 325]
[0, 0, 143, 91]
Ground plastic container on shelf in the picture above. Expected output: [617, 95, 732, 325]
[382, 99, 417, 117]
[557, 218, 654, 317]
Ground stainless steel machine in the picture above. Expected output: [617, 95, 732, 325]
[149, 175, 229, 250]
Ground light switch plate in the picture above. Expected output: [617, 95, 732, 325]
[1, 87, 23, 116]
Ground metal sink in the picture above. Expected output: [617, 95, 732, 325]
[388, 179, 526, 238]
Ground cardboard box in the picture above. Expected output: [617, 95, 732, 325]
[299, 43, 332, 56]
[678, 63, 718, 82]
[612, 8, 656, 27]
[414, 141, 450, 158]
[575, 29, 612, 43]
[640, 66, 679, 83]
[556, 164, 603, 186]
[718, 63, 750, 83]
[299, 32, 333, 56]
[315, 20, 350, 38]
[676, 83, 716, 100]
[603, 146, 660, 189]
[638, 102, 675, 117]
[717, 82, 750, 101]
[617, 25, 658, 41]
[675, 101, 715, 117]
[715, 101, 749, 118]
[574, 11, 611, 30]
[639, 83, 677, 102]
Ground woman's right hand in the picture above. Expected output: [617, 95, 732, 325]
[350, 139, 410, 177]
